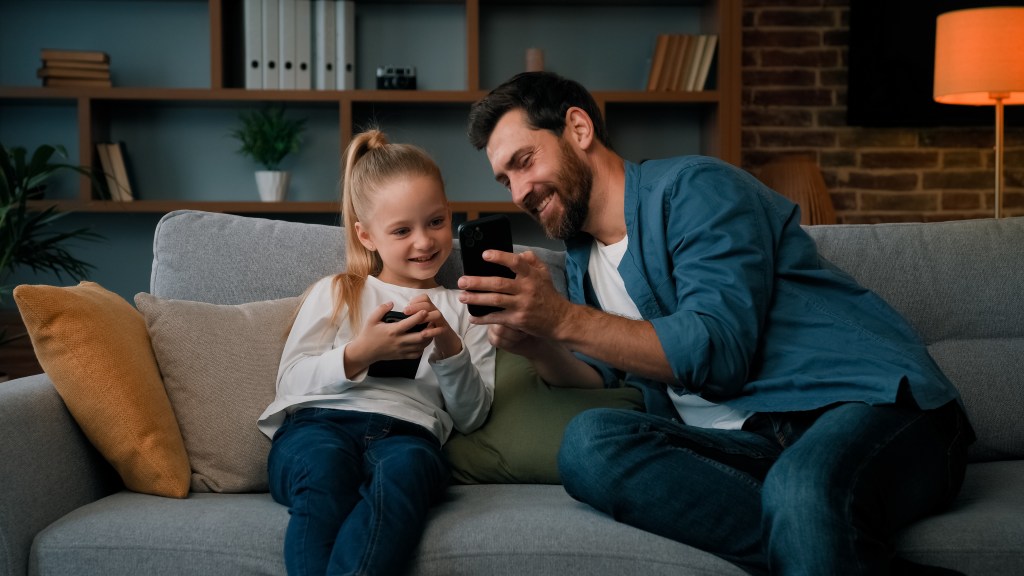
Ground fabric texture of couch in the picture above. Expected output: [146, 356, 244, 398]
[1, 209, 1022, 576]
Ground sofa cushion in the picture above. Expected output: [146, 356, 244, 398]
[30, 486, 746, 576]
[12, 282, 190, 498]
[135, 293, 301, 493]
[445, 350, 644, 484]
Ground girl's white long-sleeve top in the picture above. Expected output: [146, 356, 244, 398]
[258, 275, 495, 443]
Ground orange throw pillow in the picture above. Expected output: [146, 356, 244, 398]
[13, 282, 190, 498]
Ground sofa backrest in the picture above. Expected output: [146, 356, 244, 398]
[151, 210, 567, 304]
[806, 217, 1024, 462]
[151, 210, 1023, 462]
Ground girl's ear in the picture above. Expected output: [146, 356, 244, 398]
[564, 106, 595, 151]
[354, 221, 377, 252]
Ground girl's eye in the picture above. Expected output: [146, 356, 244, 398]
[393, 228, 410, 237]
[430, 218, 445, 228]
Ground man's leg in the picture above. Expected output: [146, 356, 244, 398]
[762, 400, 970, 575]
[558, 408, 782, 572]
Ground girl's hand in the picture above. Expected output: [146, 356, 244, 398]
[344, 302, 431, 376]
[404, 295, 463, 360]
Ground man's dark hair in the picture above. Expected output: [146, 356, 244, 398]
[467, 71, 612, 151]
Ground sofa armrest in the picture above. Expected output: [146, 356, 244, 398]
[0, 374, 119, 576]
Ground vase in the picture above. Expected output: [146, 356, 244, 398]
[255, 170, 289, 202]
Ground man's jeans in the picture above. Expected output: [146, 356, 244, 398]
[268, 409, 448, 576]
[558, 400, 970, 575]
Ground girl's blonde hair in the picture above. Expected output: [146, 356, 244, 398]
[329, 128, 444, 331]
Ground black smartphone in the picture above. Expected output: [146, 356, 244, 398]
[458, 214, 515, 317]
[367, 311, 428, 379]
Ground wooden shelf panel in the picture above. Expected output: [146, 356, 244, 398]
[1, 87, 718, 106]
[27, 199, 519, 216]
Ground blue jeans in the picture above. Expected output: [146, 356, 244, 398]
[268, 409, 449, 576]
[558, 400, 971, 575]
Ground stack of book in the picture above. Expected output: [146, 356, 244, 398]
[38, 49, 111, 88]
[645, 34, 718, 92]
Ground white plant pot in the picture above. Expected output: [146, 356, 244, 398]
[255, 170, 289, 202]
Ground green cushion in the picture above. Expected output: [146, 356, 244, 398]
[444, 349, 644, 484]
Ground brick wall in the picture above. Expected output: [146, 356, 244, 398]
[741, 0, 1024, 223]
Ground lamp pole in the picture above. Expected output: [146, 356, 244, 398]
[994, 92, 1007, 219]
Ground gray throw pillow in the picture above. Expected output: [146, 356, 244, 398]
[135, 293, 301, 493]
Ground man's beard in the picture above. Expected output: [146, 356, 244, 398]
[536, 138, 593, 240]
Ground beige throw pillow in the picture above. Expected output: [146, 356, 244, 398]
[135, 293, 301, 493]
[13, 282, 191, 498]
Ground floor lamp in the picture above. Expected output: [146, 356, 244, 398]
[934, 7, 1024, 219]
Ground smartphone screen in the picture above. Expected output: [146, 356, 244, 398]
[458, 214, 514, 316]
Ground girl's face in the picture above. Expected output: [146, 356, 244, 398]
[355, 173, 453, 289]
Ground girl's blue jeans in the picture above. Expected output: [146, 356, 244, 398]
[268, 408, 448, 576]
[558, 399, 971, 575]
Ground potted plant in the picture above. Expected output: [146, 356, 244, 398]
[1, 142, 103, 347]
[230, 105, 307, 202]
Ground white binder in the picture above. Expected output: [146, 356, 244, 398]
[314, 0, 336, 90]
[336, 0, 355, 90]
[244, 0, 262, 89]
[261, 0, 280, 89]
[278, 0, 296, 89]
[295, 0, 312, 90]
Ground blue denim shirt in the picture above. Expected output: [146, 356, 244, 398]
[564, 156, 962, 417]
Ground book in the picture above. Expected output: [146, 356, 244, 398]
[39, 60, 110, 71]
[95, 143, 120, 201]
[295, 0, 312, 90]
[683, 35, 707, 91]
[693, 34, 718, 91]
[278, 0, 296, 88]
[106, 142, 134, 201]
[37, 67, 111, 80]
[663, 35, 687, 91]
[40, 49, 109, 64]
[244, 0, 262, 89]
[645, 34, 670, 91]
[262, 0, 280, 89]
[336, 0, 355, 90]
[43, 77, 112, 88]
[314, 0, 337, 90]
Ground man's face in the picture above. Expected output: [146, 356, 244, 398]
[485, 109, 593, 240]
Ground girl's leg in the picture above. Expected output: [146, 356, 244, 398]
[329, 415, 449, 576]
[268, 409, 368, 576]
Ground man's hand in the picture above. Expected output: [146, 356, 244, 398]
[458, 250, 569, 341]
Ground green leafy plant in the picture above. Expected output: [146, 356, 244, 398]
[230, 105, 307, 171]
[1, 142, 103, 344]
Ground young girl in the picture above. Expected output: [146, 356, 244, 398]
[257, 129, 495, 576]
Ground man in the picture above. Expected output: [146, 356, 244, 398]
[459, 71, 974, 575]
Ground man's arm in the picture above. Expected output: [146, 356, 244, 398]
[459, 250, 675, 385]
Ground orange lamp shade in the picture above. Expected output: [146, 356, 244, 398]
[934, 7, 1024, 105]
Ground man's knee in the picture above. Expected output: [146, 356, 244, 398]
[558, 408, 639, 502]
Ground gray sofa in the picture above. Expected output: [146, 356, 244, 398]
[2, 209, 1023, 576]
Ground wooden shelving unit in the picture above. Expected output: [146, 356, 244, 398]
[1, 0, 740, 216]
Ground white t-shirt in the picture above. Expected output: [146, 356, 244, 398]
[589, 237, 751, 430]
[257, 275, 495, 443]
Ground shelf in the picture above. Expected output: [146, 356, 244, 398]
[28, 200, 519, 219]
[2, 0, 739, 211]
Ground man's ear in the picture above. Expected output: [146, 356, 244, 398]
[354, 221, 377, 252]
[564, 107, 595, 150]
